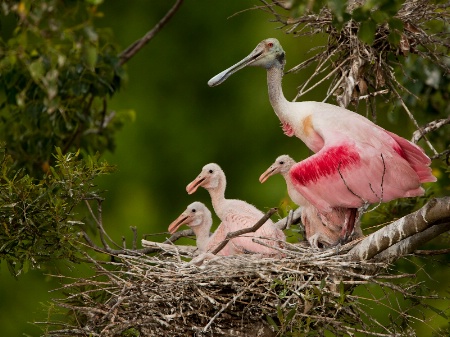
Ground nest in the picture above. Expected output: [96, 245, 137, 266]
[36, 197, 450, 336]
[40, 241, 430, 337]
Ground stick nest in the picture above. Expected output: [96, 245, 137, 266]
[269, 0, 449, 110]
[42, 243, 430, 337]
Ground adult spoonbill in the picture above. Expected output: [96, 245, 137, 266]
[168, 201, 235, 255]
[259, 155, 363, 248]
[187, 163, 286, 257]
[209, 38, 436, 236]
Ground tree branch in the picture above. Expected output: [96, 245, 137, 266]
[348, 197, 450, 261]
[411, 117, 450, 144]
[373, 222, 450, 262]
[118, 0, 184, 66]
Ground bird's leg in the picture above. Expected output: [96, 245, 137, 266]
[340, 208, 357, 243]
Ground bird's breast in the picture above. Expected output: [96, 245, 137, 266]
[295, 115, 324, 152]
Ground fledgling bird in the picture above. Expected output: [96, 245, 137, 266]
[168, 201, 235, 255]
[209, 38, 436, 240]
[186, 163, 286, 257]
[259, 155, 363, 248]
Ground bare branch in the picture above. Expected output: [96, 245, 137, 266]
[118, 0, 184, 66]
[373, 222, 450, 262]
[348, 197, 450, 261]
[412, 117, 450, 144]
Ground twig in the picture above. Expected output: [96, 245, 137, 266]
[411, 117, 450, 144]
[431, 149, 450, 162]
[392, 87, 438, 155]
[202, 279, 260, 332]
[118, 0, 184, 66]
[163, 228, 196, 243]
[357, 89, 390, 100]
[130, 226, 138, 250]
[414, 247, 450, 256]
[211, 208, 278, 255]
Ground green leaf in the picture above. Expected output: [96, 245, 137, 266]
[358, 19, 377, 45]
[388, 31, 402, 47]
[371, 10, 389, 24]
[352, 8, 368, 22]
[389, 17, 404, 31]
[425, 304, 449, 320]
[29, 60, 45, 80]
[84, 45, 98, 69]
[286, 308, 296, 323]
[320, 278, 326, 289]
[266, 315, 279, 331]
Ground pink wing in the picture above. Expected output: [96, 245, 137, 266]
[385, 131, 436, 183]
[289, 134, 426, 212]
[205, 222, 238, 256]
[217, 206, 285, 256]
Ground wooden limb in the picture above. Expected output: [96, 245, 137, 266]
[140, 240, 197, 256]
[163, 228, 195, 243]
[348, 197, 450, 261]
[431, 149, 450, 162]
[211, 208, 278, 255]
[415, 247, 450, 256]
[274, 207, 302, 230]
[118, 0, 184, 66]
[373, 222, 450, 262]
[411, 117, 450, 144]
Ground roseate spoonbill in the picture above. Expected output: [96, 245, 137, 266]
[186, 163, 286, 257]
[208, 38, 436, 237]
[259, 155, 363, 248]
[168, 201, 235, 255]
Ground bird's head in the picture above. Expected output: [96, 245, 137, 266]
[186, 163, 224, 194]
[208, 38, 285, 87]
[259, 155, 295, 183]
[168, 201, 212, 234]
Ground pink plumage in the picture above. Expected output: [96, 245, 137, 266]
[209, 38, 436, 225]
[260, 155, 363, 248]
[168, 201, 236, 256]
[186, 163, 286, 257]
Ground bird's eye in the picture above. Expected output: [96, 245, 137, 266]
[279, 161, 284, 164]
[268, 42, 273, 47]
[209, 169, 213, 174]
[192, 209, 196, 213]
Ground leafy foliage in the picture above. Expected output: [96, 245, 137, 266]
[0, 0, 131, 177]
[0, 145, 114, 276]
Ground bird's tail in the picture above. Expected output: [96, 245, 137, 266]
[387, 131, 437, 183]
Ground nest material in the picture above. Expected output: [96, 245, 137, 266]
[42, 243, 426, 337]
[279, 0, 449, 104]
[39, 197, 450, 336]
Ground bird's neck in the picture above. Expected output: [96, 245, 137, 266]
[192, 224, 211, 252]
[208, 184, 227, 218]
[267, 66, 289, 121]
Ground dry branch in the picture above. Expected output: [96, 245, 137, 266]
[118, 0, 184, 66]
[411, 117, 450, 144]
[348, 197, 450, 261]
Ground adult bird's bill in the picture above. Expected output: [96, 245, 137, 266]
[208, 38, 284, 87]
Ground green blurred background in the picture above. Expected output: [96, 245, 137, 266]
[0, 1, 447, 336]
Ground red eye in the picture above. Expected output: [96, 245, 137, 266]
[268, 42, 273, 47]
